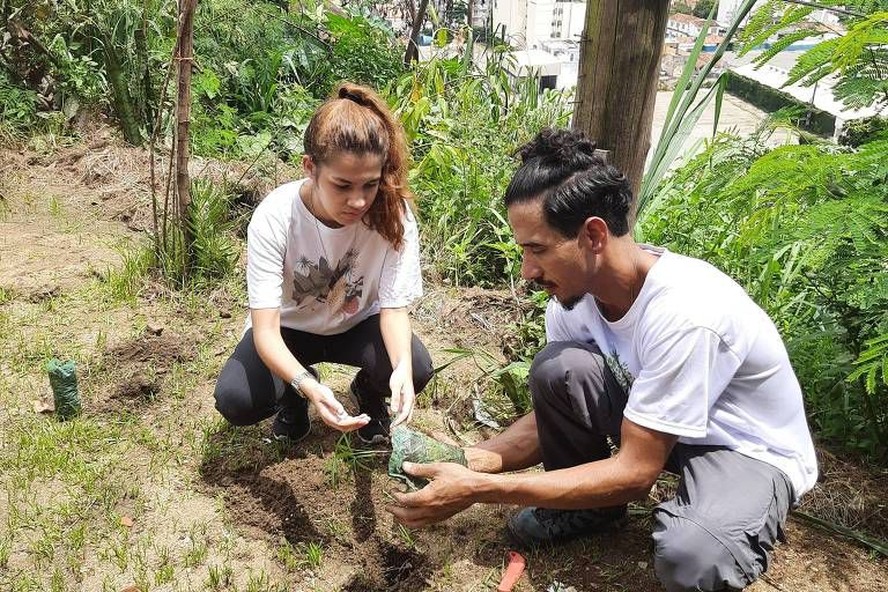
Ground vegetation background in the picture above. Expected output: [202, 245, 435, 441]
[1, 0, 886, 590]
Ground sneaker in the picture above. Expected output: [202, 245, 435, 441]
[272, 366, 317, 443]
[349, 374, 390, 445]
[507, 505, 628, 549]
[271, 399, 311, 443]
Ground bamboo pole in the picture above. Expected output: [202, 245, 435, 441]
[175, 0, 197, 277]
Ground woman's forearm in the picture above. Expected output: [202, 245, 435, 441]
[380, 307, 413, 372]
[251, 308, 308, 384]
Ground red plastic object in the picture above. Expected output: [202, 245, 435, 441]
[497, 550, 527, 592]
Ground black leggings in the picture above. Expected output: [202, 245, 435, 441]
[213, 314, 434, 425]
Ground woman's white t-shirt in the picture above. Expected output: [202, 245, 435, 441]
[545, 247, 818, 500]
[245, 179, 422, 335]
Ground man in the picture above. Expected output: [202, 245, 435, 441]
[387, 128, 818, 592]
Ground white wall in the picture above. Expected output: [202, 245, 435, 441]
[493, 0, 529, 47]
[527, 0, 556, 48]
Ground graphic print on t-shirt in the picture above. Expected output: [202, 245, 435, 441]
[291, 248, 364, 317]
[605, 351, 634, 393]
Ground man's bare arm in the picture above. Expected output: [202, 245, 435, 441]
[474, 419, 676, 508]
[464, 412, 541, 474]
[389, 418, 676, 527]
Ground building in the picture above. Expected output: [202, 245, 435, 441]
[550, 1, 585, 41]
[730, 48, 888, 139]
[504, 48, 563, 90]
[666, 13, 718, 40]
[717, 0, 764, 28]
[491, 0, 586, 49]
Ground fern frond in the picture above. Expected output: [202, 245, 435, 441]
[848, 332, 888, 394]
[786, 37, 842, 86]
[739, 0, 807, 54]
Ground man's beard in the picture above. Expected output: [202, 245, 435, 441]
[530, 280, 583, 312]
[555, 294, 583, 311]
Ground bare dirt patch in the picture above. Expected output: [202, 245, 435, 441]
[87, 330, 194, 412]
[199, 426, 439, 590]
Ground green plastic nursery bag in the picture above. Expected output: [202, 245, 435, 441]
[388, 426, 467, 490]
[47, 358, 81, 420]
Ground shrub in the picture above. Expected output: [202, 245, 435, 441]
[0, 72, 40, 138]
[640, 131, 888, 458]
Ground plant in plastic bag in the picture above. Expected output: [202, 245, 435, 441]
[388, 426, 466, 490]
[46, 358, 81, 420]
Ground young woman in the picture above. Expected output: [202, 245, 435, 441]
[213, 82, 433, 445]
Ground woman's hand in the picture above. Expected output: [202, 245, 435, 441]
[302, 380, 370, 432]
[389, 360, 415, 428]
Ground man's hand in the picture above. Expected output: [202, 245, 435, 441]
[387, 461, 480, 528]
[303, 380, 370, 432]
[389, 360, 415, 428]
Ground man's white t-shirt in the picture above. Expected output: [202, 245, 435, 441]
[246, 179, 422, 335]
[545, 247, 818, 499]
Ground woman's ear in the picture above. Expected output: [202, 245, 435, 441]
[302, 154, 316, 178]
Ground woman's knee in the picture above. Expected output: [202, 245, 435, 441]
[213, 382, 260, 426]
[411, 336, 435, 392]
[653, 514, 747, 592]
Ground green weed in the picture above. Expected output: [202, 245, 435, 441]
[206, 563, 233, 589]
[101, 244, 154, 304]
[244, 570, 271, 592]
[301, 541, 323, 570]
[277, 540, 324, 572]
[395, 524, 416, 549]
[183, 526, 210, 568]
[48, 195, 62, 218]
[324, 434, 381, 486]
[395, 55, 571, 286]
[0, 535, 10, 568]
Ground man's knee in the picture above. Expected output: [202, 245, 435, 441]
[653, 514, 747, 592]
[530, 341, 611, 401]
[532, 340, 598, 380]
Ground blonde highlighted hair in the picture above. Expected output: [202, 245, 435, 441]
[304, 82, 413, 249]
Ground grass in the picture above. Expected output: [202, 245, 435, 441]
[324, 433, 384, 487]
[0, 243, 306, 591]
[276, 540, 324, 572]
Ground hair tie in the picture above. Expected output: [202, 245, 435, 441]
[338, 88, 365, 106]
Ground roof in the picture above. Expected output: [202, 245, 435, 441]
[506, 49, 562, 77]
[730, 51, 888, 120]
[669, 13, 707, 26]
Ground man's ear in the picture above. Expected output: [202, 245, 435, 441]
[580, 217, 608, 252]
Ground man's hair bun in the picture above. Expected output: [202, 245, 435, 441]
[517, 128, 601, 168]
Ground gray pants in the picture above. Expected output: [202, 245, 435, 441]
[531, 341, 794, 592]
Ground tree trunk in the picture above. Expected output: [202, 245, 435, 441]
[176, 0, 197, 274]
[572, 0, 669, 211]
[404, 0, 430, 67]
[104, 41, 142, 145]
